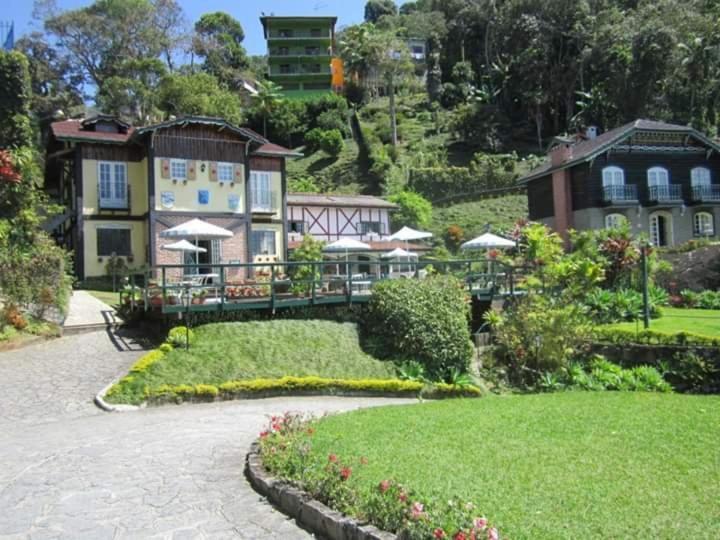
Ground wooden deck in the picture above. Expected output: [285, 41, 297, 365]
[120, 259, 524, 315]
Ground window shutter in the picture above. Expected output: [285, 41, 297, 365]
[234, 164, 243, 183]
[161, 158, 170, 179]
[209, 162, 218, 182]
[187, 160, 197, 180]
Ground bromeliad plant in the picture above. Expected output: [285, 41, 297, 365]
[257, 413, 501, 540]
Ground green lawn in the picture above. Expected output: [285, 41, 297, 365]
[607, 307, 720, 337]
[304, 393, 720, 539]
[85, 289, 120, 307]
[107, 320, 396, 403]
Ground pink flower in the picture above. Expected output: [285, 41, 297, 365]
[259, 431, 269, 439]
[379, 480, 391, 493]
[410, 502, 425, 520]
[454, 532, 467, 540]
[473, 518, 488, 531]
[487, 527, 498, 540]
[398, 491, 408, 503]
[434, 529, 447, 539]
[328, 454, 338, 463]
[340, 467, 352, 481]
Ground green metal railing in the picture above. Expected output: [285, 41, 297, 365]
[119, 259, 530, 315]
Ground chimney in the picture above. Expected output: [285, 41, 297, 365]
[586, 126, 598, 140]
[549, 142, 573, 166]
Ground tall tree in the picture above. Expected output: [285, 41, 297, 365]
[158, 72, 244, 124]
[251, 80, 285, 138]
[0, 51, 33, 149]
[375, 33, 414, 146]
[191, 12, 248, 88]
[364, 0, 398, 23]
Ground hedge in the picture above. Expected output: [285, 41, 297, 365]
[142, 376, 482, 404]
[594, 327, 720, 347]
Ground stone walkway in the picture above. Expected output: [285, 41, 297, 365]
[0, 330, 414, 539]
[63, 290, 118, 330]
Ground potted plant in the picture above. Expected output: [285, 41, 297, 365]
[191, 290, 207, 305]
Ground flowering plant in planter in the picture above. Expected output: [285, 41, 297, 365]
[257, 413, 501, 540]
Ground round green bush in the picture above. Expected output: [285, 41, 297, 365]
[364, 275, 473, 378]
[168, 326, 195, 348]
[320, 129, 344, 157]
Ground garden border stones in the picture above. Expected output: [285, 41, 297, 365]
[245, 441, 397, 540]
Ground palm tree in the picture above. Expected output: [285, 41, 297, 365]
[252, 80, 284, 137]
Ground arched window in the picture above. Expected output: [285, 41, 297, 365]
[649, 211, 673, 247]
[694, 212, 714, 236]
[647, 166, 669, 187]
[602, 166, 625, 187]
[604, 213, 627, 229]
[691, 167, 711, 187]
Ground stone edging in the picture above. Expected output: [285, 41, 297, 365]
[94, 380, 143, 413]
[245, 441, 396, 540]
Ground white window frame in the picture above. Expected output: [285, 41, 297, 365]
[649, 211, 673, 247]
[170, 159, 187, 180]
[647, 166, 669, 187]
[251, 229, 277, 256]
[98, 161, 128, 209]
[691, 167, 711, 187]
[602, 166, 625, 187]
[250, 171, 272, 211]
[604, 213, 626, 229]
[217, 162, 234, 183]
[694, 212, 714, 236]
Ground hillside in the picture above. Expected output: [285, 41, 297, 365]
[429, 195, 528, 242]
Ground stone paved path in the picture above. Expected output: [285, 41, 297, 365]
[0, 330, 414, 539]
[64, 290, 117, 328]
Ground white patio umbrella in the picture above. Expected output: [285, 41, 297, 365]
[160, 218, 233, 265]
[382, 247, 418, 274]
[161, 240, 207, 265]
[460, 232, 516, 250]
[388, 226, 433, 252]
[323, 238, 371, 275]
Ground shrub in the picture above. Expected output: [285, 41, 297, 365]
[316, 109, 349, 137]
[319, 129, 344, 157]
[593, 327, 720, 347]
[168, 326, 195, 348]
[583, 287, 665, 323]
[486, 295, 594, 386]
[365, 275, 473, 378]
[661, 351, 720, 393]
[129, 349, 165, 374]
[304, 127, 325, 153]
[387, 191, 432, 229]
[557, 357, 671, 393]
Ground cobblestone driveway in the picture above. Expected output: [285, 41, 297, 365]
[0, 330, 412, 539]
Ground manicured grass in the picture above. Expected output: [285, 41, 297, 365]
[607, 307, 720, 337]
[107, 320, 397, 403]
[85, 289, 120, 307]
[305, 393, 720, 538]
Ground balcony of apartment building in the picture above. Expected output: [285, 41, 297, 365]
[267, 29, 331, 40]
[269, 64, 332, 77]
[691, 183, 720, 204]
[270, 45, 332, 58]
[601, 184, 639, 206]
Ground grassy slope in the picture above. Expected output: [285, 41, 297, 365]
[429, 194, 528, 239]
[306, 393, 720, 539]
[86, 289, 119, 307]
[113, 320, 396, 396]
[607, 307, 720, 337]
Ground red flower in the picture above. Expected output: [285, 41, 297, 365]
[454, 532, 467, 540]
[473, 518, 488, 531]
[379, 480, 391, 493]
[410, 502, 425, 520]
[340, 467, 352, 481]
[328, 454, 338, 463]
[398, 491, 408, 503]
[434, 529, 447, 539]
[0, 151, 20, 184]
[259, 431, 269, 439]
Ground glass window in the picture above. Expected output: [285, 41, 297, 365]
[280, 64, 291, 74]
[360, 222, 382, 234]
[251, 172, 272, 211]
[251, 230, 276, 256]
[98, 161, 127, 208]
[691, 167, 711, 187]
[602, 166, 624, 186]
[311, 28, 321, 37]
[647, 166, 669, 187]
[217, 162, 234, 183]
[228, 194, 240, 212]
[170, 159, 187, 180]
[289, 221, 305, 233]
[97, 227, 131, 256]
[694, 212, 714, 236]
[604, 213, 626, 229]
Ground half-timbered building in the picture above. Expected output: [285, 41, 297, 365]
[519, 119, 720, 246]
[44, 116, 298, 279]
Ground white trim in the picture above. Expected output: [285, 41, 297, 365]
[649, 211, 674, 247]
[170, 158, 187, 180]
[604, 213, 626, 229]
[95, 223, 132, 230]
[217, 162, 234, 183]
[693, 211, 714, 236]
[98, 160, 128, 208]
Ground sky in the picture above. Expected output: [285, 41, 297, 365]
[4, 0, 410, 56]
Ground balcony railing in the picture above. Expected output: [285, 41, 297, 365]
[99, 184, 130, 210]
[692, 184, 720, 202]
[251, 190, 279, 214]
[602, 184, 638, 203]
[648, 184, 683, 203]
[269, 31, 331, 39]
[270, 67, 332, 76]
[271, 50, 331, 57]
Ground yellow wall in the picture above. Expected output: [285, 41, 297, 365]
[154, 158, 246, 213]
[249, 169, 284, 221]
[83, 220, 147, 277]
[251, 223, 285, 263]
[82, 159, 148, 215]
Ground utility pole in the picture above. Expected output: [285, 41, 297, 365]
[641, 241, 650, 329]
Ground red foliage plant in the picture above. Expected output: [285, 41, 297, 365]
[0, 150, 21, 184]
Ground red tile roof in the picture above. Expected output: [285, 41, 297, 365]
[50, 120, 134, 144]
[251, 142, 303, 157]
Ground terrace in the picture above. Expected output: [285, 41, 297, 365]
[120, 259, 528, 315]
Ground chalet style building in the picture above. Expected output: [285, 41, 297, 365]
[519, 120, 720, 247]
[44, 116, 298, 279]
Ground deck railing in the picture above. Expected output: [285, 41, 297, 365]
[648, 184, 683, 202]
[119, 259, 531, 315]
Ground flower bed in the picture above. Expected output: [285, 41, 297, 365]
[255, 412, 500, 540]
